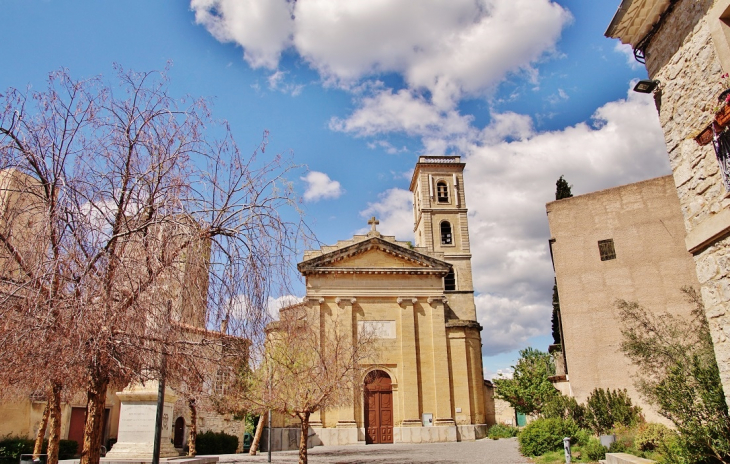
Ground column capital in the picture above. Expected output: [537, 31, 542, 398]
[427, 296, 448, 306]
[397, 297, 418, 307]
[306, 296, 325, 306]
[335, 297, 356, 308]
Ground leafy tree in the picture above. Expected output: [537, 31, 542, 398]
[555, 175, 573, 200]
[493, 347, 559, 416]
[584, 388, 642, 436]
[618, 288, 730, 463]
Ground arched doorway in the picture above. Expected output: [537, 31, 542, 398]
[364, 370, 393, 444]
[174, 417, 185, 448]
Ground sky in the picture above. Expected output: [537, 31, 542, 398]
[0, 0, 672, 377]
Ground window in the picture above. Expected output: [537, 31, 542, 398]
[214, 369, 231, 396]
[437, 181, 449, 203]
[598, 239, 616, 261]
[444, 269, 456, 291]
[440, 221, 453, 245]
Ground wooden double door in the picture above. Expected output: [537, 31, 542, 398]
[68, 407, 110, 454]
[364, 370, 393, 444]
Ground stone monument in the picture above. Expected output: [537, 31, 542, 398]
[105, 381, 179, 459]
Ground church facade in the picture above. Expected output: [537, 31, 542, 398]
[298, 155, 487, 445]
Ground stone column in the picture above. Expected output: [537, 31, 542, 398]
[308, 297, 325, 428]
[447, 327, 471, 425]
[335, 297, 358, 429]
[397, 297, 422, 427]
[427, 297, 455, 427]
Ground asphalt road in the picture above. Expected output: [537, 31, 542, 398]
[216, 438, 529, 463]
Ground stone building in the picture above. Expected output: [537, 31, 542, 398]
[546, 176, 700, 423]
[483, 380, 518, 427]
[284, 155, 487, 446]
[606, 0, 730, 409]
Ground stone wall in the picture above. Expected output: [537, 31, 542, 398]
[642, 0, 730, 407]
[172, 397, 245, 452]
[547, 176, 700, 423]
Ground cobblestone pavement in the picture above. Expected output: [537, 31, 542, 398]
[216, 438, 530, 463]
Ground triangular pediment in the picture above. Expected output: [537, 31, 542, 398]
[298, 236, 450, 276]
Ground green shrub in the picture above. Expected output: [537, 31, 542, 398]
[583, 438, 608, 461]
[585, 388, 642, 435]
[0, 437, 32, 464]
[517, 417, 582, 456]
[487, 423, 518, 439]
[543, 394, 587, 429]
[0, 437, 78, 463]
[195, 431, 238, 455]
[635, 423, 672, 452]
[608, 441, 628, 453]
[618, 293, 730, 462]
[572, 428, 591, 447]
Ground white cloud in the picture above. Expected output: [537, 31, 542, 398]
[191, 0, 295, 69]
[301, 171, 343, 202]
[366, 140, 408, 155]
[330, 89, 475, 141]
[464, 89, 669, 355]
[226, 294, 302, 323]
[487, 368, 514, 381]
[546, 88, 569, 105]
[614, 42, 643, 70]
[350, 88, 672, 357]
[358, 188, 414, 241]
[267, 70, 304, 96]
[267, 294, 303, 320]
[193, 0, 571, 105]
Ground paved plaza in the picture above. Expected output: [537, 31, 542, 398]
[216, 438, 529, 464]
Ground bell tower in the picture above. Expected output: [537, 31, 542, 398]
[410, 155, 476, 320]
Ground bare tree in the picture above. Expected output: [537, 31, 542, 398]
[224, 303, 376, 464]
[0, 67, 308, 464]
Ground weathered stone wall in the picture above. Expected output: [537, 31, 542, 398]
[172, 397, 245, 452]
[547, 176, 700, 424]
[642, 0, 730, 407]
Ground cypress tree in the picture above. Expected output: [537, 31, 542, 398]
[551, 283, 561, 345]
[555, 175, 573, 200]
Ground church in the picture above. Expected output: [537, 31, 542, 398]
[294, 155, 487, 446]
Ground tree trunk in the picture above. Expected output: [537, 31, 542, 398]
[249, 411, 267, 455]
[79, 375, 109, 464]
[33, 400, 50, 458]
[298, 412, 310, 464]
[187, 398, 197, 457]
[47, 382, 62, 464]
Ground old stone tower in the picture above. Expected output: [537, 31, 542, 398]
[280, 155, 486, 449]
[411, 155, 477, 323]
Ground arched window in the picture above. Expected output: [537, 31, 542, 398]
[437, 181, 449, 203]
[440, 221, 453, 245]
[444, 268, 456, 291]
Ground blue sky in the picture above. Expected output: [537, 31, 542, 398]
[1, 0, 672, 376]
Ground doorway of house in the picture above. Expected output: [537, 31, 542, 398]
[364, 370, 393, 444]
[68, 407, 110, 454]
[174, 417, 185, 448]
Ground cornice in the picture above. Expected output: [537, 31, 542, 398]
[298, 236, 451, 275]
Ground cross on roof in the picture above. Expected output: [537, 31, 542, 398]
[368, 216, 379, 232]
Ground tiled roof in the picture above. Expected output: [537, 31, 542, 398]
[605, 0, 672, 47]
